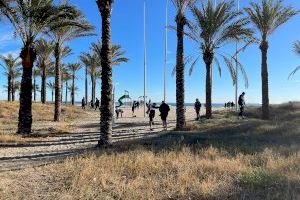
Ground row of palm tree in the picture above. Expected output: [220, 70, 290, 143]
[0, 0, 95, 134]
[171, 0, 297, 131]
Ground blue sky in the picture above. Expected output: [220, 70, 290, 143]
[1, 0, 300, 104]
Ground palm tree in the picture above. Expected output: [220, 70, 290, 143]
[67, 62, 82, 105]
[288, 41, 300, 78]
[96, 0, 115, 146]
[0, 54, 20, 102]
[245, 0, 298, 120]
[11, 68, 21, 101]
[36, 39, 54, 104]
[188, 0, 253, 119]
[171, 0, 194, 129]
[61, 65, 71, 104]
[68, 85, 79, 104]
[47, 3, 94, 122]
[8, 0, 72, 134]
[80, 52, 93, 105]
[47, 81, 55, 103]
[88, 54, 99, 106]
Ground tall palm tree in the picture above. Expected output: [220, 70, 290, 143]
[67, 62, 82, 105]
[245, 0, 298, 120]
[171, 0, 194, 129]
[8, 0, 71, 134]
[36, 39, 54, 104]
[47, 81, 55, 103]
[61, 65, 71, 104]
[67, 85, 79, 104]
[0, 54, 20, 102]
[80, 52, 93, 105]
[188, 0, 253, 119]
[96, 0, 115, 146]
[87, 54, 99, 105]
[47, 3, 94, 122]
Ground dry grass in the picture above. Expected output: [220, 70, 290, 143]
[0, 101, 85, 143]
[0, 102, 300, 199]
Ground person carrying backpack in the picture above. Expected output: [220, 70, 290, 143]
[238, 92, 246, 119]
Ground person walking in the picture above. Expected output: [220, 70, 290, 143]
[194, 98, 201, 120]
[95, 98, 100, 110]
[132, 101, 136, 117]
[81, 97, 86, 109]
[238, 92, 246, 119]
[148, 103, 159, 131]
[90, 100, 94, 109]
[159, 101, 170, 130]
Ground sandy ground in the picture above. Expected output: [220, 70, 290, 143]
[0, 106, 225, 172]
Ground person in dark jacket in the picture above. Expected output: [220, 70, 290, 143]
[159, 101, 170, 130]
[81, 97, 86, 109]
[238, 92, 246, 118]
[95, 98, 100, 110]
[194, 98, 201, 120]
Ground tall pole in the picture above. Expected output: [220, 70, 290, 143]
[143, 0, 147, 117]
[235, 0, 239, 110]
[164, 0, 168, 102]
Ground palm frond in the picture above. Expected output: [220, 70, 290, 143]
[288, 66, 300, 79]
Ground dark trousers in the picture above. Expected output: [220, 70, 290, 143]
[239, 105, 245, 117]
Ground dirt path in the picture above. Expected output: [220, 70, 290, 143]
[0, 109, 181, 172]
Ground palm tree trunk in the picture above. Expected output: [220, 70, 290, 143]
[91, 76, 95, 106]
[93, 78, 96, 104]
[72, 76, 75, 105]
[85, 65, 88, 105]
[11, 79, 15, 101]
[33, 76, 36, 101]
[17, 45, 36, 134]
[97, 0, 113, 146]
[175, 16, 185, 130]
[65, 81, 68, 104]
[260, 39, 270, 120]
[41, 67, 46, 104]
[203, 50, 213, 119]
[7, 75, 11, 102]
[54, 42, 62, 121]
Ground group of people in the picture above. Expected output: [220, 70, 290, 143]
[193, 92, 246, 119]
[224, 101, 235, 108]
[146, 100, 170, 131]
[81, 97, 100, 110]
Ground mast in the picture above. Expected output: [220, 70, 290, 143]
[235, 0, 239, 110]
[164, 0, 169, 102]
[143, 0, 147, 117]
